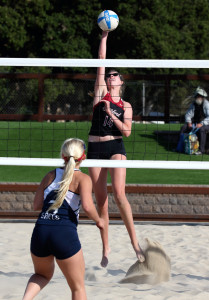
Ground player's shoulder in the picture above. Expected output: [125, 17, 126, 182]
[39, 169, 56, 189]
[77, 172, 92, 192]
[79, 171, 91, 181]
[122, 100, 132, 109]
[45, 169, 56, 179]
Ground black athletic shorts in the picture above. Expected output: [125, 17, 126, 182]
[30, 224, 81, 260]
[87, 138, 126, 159]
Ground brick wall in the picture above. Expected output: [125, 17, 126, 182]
[1, 184, 209, 216]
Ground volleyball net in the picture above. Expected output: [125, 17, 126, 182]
[1, 58, 209, 170]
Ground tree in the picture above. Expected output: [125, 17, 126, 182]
[1, 0, 209, 63]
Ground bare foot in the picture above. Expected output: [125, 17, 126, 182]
[101, 256, 108, 268]
[100, 248, 111, 268]
[136, 249, 145, 262]
[133, 243, 145, 263]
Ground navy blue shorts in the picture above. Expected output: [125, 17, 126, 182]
[30, 224, 81, 260]
[87, 139, 126, 159]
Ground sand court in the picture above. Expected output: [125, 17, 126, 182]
[1, 221, 209, 300]
[120, 238, 171, 285]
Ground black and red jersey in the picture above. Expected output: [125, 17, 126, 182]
[89, 93, 125, 137]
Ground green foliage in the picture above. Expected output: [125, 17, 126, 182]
[0, 0, 102, 73]
[1, 1, 209, 113]
[0, 0, 209, 63]
[0, 79, 39, 114]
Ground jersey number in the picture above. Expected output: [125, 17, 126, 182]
[103, 115, 113, 128]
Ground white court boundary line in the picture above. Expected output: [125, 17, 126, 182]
[0, 58, 209, 68]
[0, 157, 209, 169]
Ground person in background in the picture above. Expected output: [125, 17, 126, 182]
[180, 87, 209, 155]
[87, 31, 145, 268]
[22, 138, 104, 300]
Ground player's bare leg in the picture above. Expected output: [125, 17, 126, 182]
[110, 154, 145, 262]
[56, 249, 87, 300]
[22, 254, 55, 300]
[88, 167, 111, 267]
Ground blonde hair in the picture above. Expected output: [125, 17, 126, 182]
[48, 138, 85, 211]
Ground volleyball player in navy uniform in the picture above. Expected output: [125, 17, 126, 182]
[87, 31, 145, 268]
[22, 138, 104, 300]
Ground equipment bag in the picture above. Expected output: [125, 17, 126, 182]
[176, 133, 185, 153]
[184, 128, 199, 155]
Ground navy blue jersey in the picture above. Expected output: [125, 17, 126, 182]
[36, 168, 81, 226]
[89, 93, 125, 137]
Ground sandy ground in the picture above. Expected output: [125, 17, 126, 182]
[1, 221, 209, 300]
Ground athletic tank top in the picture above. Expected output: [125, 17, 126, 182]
[36, 168, 81, 226]
[89, 92, 125, 137]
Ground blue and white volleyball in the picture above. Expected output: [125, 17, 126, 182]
[97, 10, 119, 32]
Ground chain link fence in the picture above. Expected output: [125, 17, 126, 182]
[0, 73, 208, 122]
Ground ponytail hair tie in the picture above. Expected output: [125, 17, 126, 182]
[63, 143, 86, 163]
[63, 156, 74, 163]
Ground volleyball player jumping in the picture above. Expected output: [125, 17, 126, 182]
[87, 31, 145, 267]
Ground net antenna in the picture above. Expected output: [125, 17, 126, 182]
[1, 58, 209, 169]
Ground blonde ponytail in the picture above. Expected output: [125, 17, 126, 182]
[47, 138, 85, 212]
[48, 157, 75, 211]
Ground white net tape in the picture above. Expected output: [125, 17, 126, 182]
[0, 58, 209, 68]
[0, 157, 208, 170]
